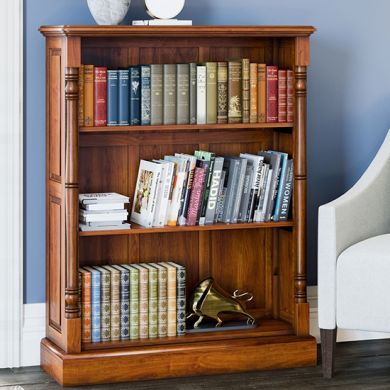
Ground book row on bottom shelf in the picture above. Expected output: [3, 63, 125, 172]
[79, 60, 293, 128]
[78, 149, 293, 231]
[79, 261, 186, 343]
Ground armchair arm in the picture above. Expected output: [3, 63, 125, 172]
[318, 129, 390, 329]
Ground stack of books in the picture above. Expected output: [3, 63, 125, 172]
[79, 192, 131, 231]
[79, 261, 186, 343]
[130, 150, 293, 228]
[78, 60, 293, 128]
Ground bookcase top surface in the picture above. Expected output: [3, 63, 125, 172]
[39, 25, 316, 38]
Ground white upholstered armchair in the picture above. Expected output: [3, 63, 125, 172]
[318, 129, 390, 378]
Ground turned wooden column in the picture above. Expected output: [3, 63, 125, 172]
[64, 67, 80, 319]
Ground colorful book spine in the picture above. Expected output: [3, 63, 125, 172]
[163, 64, 177, 125]
[78, 64, 85, 127]
[152, 264, 168, 338]
[205, 62, 217, 124]
[125, 265, 140, 340]
[79, 268, 91, 343]
[228, 61, 242, 124]
[278, 70, 287, 123]
[142, 264, 158, 338]
[94, 266, 111, 342]
[162, 263, 177, 337]
[102, 265, 120, 341]
[94, 67, 107, 127]
[186, 165, 207, 226]
[129, 66, 141, 125]
[107, 70, 119, 126]
[189, 63, 197, 124]
[205, 156, 224, 225]
[287, 70, 294, 123]
[168, 262, 186, 336]
[242, 58, 250, 123]
[177, 63, 190, 124]
[83, 266, 101, 342]
[266, 65, 278, 123]
[196, 65, 206, 124]
[118, 69, 129, 125]
[217, 62, 228, 124]
[150, 64, 163, 125]
[113, 265, 130, 340]
[84, 65, 94, 127]
[257, 64, 266, 123]
[140, 65, 151, 125]
[279, 159, 293, 221]
[249, 63, 258, 123]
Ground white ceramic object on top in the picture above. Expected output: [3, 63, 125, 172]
[145, 0, 185, 20]
[87, 0, 131, 25]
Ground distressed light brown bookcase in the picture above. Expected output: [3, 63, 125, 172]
[39, 25, 316, 386]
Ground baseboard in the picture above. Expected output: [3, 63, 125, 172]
[18, 289, 390, 367]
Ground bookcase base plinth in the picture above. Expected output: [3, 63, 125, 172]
[41, 335, 317, 387]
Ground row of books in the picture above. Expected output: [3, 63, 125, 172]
[79, 192, 131, 231]
[79, 261, 186, 343]
[130, 150, 293, 228]
[78, 61, 294, 128]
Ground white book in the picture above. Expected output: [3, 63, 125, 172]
[79, 209, 128, 215]
[196, 66, 206, 124]
[79, 223, 131, 232]
[79, 211, 128, 223]
[82, 220, 126, 227]
[82, 203, 126, 211]
[152, 161, 167, 227]
[254, 163, 269, 222]
[79, 192, 129, 205]
[131, 160, 162, 227]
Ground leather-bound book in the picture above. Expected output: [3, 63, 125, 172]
[249, 63, 258, 123]
[84, 65, 94, 126]
[189, 63, 197, 124]
[228, 60, 242, 124]
[287, 70, 294, 123]
[79, 268, 91, 343]
[257, 64, 266, 123]
[217, 62, 228, 124]
[266, 65, 278, 123]
[118, 69, 129, 125]
[78, 64, 85, 127]
[242, 58, 250, 123]
[177, 63, 190, 124]
[150, 64, 163, 125]
[140, 65, 151, 125]
[163, 64, 177, 125]
[278, 69, 287, 122]
[196, 65, 206, 124]
[94, 67, 107, 127]
[205, 62, 217, 124]
[129, 66, 140, 125]
[107, 70, 119, 126]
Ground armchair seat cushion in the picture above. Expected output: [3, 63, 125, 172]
[336, 234, 390, 332]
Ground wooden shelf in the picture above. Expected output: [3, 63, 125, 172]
[79, 221, 294, 237]
[79, 122, 294, 133]
[81, 317, 293, 351]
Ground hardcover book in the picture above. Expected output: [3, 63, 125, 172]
[129, 66, 141, 125]
[228, 61, 242, 124]
[131, 160, 162, 227]
[130, 264, 148, 339]
[237, 159, 254, 223]
[254, 162, 270, 222]
[205, 62, 217, 124]
[196, 65, 206, 124]
[83, 266, 101, 342]
[112, 265, 130, 340]
[279, 159, 293, 221]
[118, 69, 130, 125]
[231, 158, 248, 223]
[217, 62, 228, 124]
[140, 264, 158, 338]
[177, 64, 190, 124]
[140, 65, 151, 125]
[161, 263, 176, 337]
[189, 63, 197, 124]
[79, 268, 91, 343]
[78, 64, 85, 127]
[266, 65, 278, 123]
[287, 70, 294, 123]
[242, 58, 250, 123]
[221, 157, 242, 223]
[150, 64, 163, 125]
[278, 70, 287, 123]
[93, 266, 111, 341]
[107, 70, 119, 126]
[84, 64, 94, 126]
[204, 156, 224, 225]
[186, 165, 207, 226]
[257, 64, 266, 123]
[249, 63, 258, 123]
[151, 263, 168, 338]
[94, 66, 108, 127]
[163, 64, 177, 125]
[79, 192, 130, 205]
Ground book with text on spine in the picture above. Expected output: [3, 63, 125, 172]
[83, 266, 101, 343]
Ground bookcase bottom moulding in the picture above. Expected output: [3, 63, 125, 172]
[41, 334, 316, 387]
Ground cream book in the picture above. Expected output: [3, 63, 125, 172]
[79, 192, 129, 205]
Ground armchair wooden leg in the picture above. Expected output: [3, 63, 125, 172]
[320, 328, 337, 378]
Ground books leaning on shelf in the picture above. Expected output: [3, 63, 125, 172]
[79, 261, 186, 343]
[78, 60, 294, 128]
[79, 192, 131, 231]
[130, 150, 293, 228]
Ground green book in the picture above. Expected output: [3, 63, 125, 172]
[141, 264, 158, 338]
[93, 266, 111, 342]
[151, 263, 168, 338]
[205, 62, 217, 124]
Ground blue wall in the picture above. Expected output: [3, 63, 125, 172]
[25, 0, 390, 303]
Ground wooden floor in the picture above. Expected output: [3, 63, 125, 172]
[1, 340, 390, 389]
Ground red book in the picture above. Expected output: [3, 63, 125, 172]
[278, 70, 287, 122]
[266, 65, 278, 123]
[79, 269, 92, 343]
[287, 70, 294, 123]
[186, 166, 206, 226]
[94, 67, 107, 127]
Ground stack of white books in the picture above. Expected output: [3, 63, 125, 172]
[79, 193, 131, 231]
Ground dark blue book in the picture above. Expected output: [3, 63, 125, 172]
[113, 265, 130, 340]
[118, 69, 129, 125]
[83, 266, 101, 343]
[140, 65, 151, 125]
[129, 66, 141, 125]
[107, 70, 119, 126]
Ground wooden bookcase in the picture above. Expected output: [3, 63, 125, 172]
[39, 25, 316, 386]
